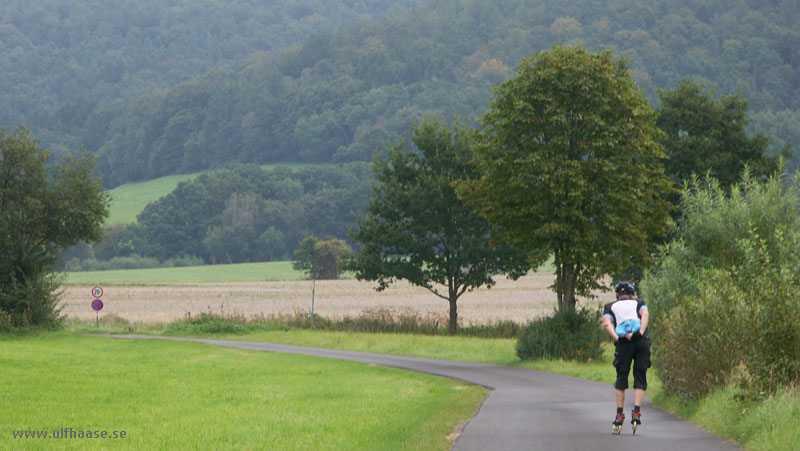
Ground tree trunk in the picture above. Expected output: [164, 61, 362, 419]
[555, 251, 577, 312]
[562, 263, 577, 312]
[448, 296, 458, 335]
[554, 249, 564, 311]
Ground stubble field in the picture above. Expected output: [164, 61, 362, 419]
[59, 273, 615, 325]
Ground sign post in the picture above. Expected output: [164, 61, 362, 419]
[91, 286, 104, 327]
[311, 278, 316, 325]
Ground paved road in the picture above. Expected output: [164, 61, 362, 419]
[101, 335, 740, 450]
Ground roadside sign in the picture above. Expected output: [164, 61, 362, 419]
[91, 299, 104, 312]
[92, 286, 104, 298]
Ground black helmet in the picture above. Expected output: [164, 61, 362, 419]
[615, 281, 635, 295]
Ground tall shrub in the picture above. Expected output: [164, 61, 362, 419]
[0, 127, 109, 327]
[642, 167, 800, 397]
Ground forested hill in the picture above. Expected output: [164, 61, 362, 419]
[0, 0, 426, 160]
[3, 1, 798, 187]
[88, 0, 800, 187]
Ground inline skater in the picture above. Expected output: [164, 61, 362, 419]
[603, 281, 650, 435]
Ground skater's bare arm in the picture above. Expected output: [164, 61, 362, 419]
[603, 316, 619, 341]
[639, 308, 649, 335]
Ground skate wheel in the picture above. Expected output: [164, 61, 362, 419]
[632, 422, 638, 435]
[612, 425, 621, 435]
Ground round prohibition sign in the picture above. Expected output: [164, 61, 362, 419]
[91, 299, 104, 312]
[92, 286, 104, 298]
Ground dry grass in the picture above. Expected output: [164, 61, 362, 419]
[58, 273, 615, 326]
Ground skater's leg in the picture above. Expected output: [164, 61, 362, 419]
[616, 389, 625, 409]
[631, 339, 650, 391]
[613, 341, 634, 391]
[633, 388, 645, 407]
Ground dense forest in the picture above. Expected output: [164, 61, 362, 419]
[3, 1, 798, 187]
[79, 0, 800, 186]
[0, 0, 426, 159]
[60, 163, 372, 268]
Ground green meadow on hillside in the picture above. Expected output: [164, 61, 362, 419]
[106, 173, 203, 225]
[106, 164, 317, 225]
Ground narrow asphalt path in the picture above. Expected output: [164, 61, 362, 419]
[99, 335, 740, 450]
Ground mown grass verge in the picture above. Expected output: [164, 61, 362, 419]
[0, 331, 486, 450]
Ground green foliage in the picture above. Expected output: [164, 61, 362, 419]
[292, 235, 353, 280]
[658, 79, 787, 191]
[83, 163, 370, 266]
[642, 168, 800, 316]
[349, 117, 530, 335]
[0, 0, 418, 164]
[642, 169, 800, 398]
[459, 46, 674, 312]
[72, 0, 800, 187]
[515, 308, 604, 362]
[0, 127, 109, 326]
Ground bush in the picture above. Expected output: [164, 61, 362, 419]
[643, 169, 800, 398]
[656, 234, 800, 398]
[515, 308, 604, 362]
[0, 272, 63, 328]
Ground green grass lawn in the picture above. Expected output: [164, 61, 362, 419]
[1, 332, 486, 450]
[60, 261, 306, 285]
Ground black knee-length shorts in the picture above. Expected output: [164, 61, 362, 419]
[613, 337, 651, 390]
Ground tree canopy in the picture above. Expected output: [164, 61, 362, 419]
[457, 46, 674, 312]
[71, 0, 799, 187]
[658, 79, 788, 191]
[292, 236, 353, 280]
[0, 0, 421, 161]
[0, 127, 108, 326]
[349, 118, 530, 334]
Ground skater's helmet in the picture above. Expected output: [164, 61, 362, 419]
[614, 281, 635, 295]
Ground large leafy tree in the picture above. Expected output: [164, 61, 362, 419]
[0, 127, 109, 326]
[349, 118, 530, 334]
[657, 79, 788, 191]
[456, 46, 674, 312]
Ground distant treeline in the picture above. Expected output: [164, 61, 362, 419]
[83, 0, 800, 186]
[60, 163, 372, 268]
[0, 0, 425, 158]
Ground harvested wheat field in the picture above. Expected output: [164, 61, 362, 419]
[59, 273, 616, 326]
